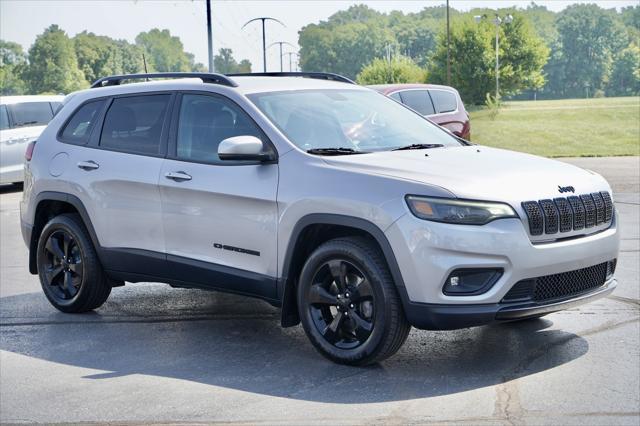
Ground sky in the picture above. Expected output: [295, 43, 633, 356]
[1, 0, 637, 73]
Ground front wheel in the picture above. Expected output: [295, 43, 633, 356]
[297, 237, 410, 365]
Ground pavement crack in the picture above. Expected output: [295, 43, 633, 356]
[494, 380, 524, 426]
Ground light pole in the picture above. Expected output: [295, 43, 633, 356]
[242, 17, 285, 72]
[268, 41, 295, 72]
[475, 13, 513, 100]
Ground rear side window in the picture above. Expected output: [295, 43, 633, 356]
[399, 90, 435, 115]
[176, 94, 263, 164]
[389, 92, 402, 102]
[100, 94, 170, 155]
[7, 102, 54, 127]
[60, 100, 104, 144]
[429, 90, 458, 113]
[0, 105, 9, 130]
[50, 102, 62, 116]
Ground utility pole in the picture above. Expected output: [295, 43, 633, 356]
[446, 0, 451, 85]
[242, 17, 285, 72]
[206, 0, 214, 72]
[269, 41, 295, 72]
[282, 52, 298, 72]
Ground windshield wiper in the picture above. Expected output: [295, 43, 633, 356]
[392, 143, 445, 151]
[307, 147, 368, 156]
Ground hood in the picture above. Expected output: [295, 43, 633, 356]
[323, 146, 610, 203]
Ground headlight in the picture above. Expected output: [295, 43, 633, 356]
[406, 195, 517, 225]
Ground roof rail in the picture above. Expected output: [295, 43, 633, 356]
[227, 72, 355, 84]
[90, 72, 238, 88]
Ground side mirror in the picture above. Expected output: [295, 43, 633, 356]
[218, 135, 276, 162]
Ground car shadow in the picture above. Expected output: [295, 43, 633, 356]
[0, 285, 589, 403]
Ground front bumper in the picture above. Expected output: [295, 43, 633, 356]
[385, 214, 620, 305]
[404, 278, 617, 330]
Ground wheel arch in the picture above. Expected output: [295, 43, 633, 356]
[29, 192, 101, 274]
[279, 214, 408, 327]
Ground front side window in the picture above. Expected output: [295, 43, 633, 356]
[60, 100, 104, 144]
[100, 94, 170, 155]
[0, 105, 9, 130]
[249, 89, 461, 153]
[399, 90, 435, 116]
[7, 102, 54, 127]
[429, 90, 458, 113]
[176, 94, 263, 164]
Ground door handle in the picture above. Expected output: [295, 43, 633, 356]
[77, 160, 100, 171]
[165, 171, 192, 182]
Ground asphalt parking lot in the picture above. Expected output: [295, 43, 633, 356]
[1, 157, 638, 425]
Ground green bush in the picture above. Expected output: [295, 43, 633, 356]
[356, 56, 426, 85]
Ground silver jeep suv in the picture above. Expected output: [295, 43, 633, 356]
[20, 72, 620, 365]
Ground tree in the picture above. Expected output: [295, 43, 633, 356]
[607, 43, 640, 96]
[135, 29, 198, 72]
[428, 15, 548, 104]
[0, 40, 27, 95]
[213, 48, 251, 74]
[74, 31, 120, 84]
[23, 25, 87, 94]
[356, 56, 425, 84]
[554, 4, 628, 98]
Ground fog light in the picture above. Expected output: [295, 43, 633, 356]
[443, 269, 503, 296]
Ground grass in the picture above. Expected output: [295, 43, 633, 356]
[469, 96, 640, 157]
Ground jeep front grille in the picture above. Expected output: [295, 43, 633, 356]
[502, 260, 615, 303]
[521, 192, 612, 236]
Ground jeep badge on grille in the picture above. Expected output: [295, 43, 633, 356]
[558, 185, 575, 193]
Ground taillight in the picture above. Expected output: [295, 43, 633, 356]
[25, 141, 36, 161]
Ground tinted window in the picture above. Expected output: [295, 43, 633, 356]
[430, 90, 458, 113]
[61, 100, 104, 144]
[7, 102, 54, 127]
[50, 102, 62, 116]
[100, 95, 170, 155]
[399, 90, 435, 115]
[389, 92, 402, 102]
[176, 94, 263, 164]
[0, 105, 9, 130]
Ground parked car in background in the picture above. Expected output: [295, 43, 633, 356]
[1, 95, 64, 184]
[368, 84, 470, 140]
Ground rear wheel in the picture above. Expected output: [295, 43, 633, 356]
[37, 214, 111, 313]
[297, 237, 410, 365]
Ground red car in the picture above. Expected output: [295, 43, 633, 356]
[368, 83, 471, 140]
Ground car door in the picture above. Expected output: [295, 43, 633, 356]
[59, 93, 172, 257]
[427, 89, 465, 136]
[158, 92, 278, 297]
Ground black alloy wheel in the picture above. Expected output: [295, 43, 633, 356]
[298, 237, 411, 365]
[37, 213, 111, 313]
[41, 229, 84, 301]
[307, 259, 375, 349]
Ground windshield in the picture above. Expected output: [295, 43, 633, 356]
[248, 89, 462, 153]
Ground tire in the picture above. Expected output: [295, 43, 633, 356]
[297, 237, 411, 366]
[36, 213, 111, 313]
